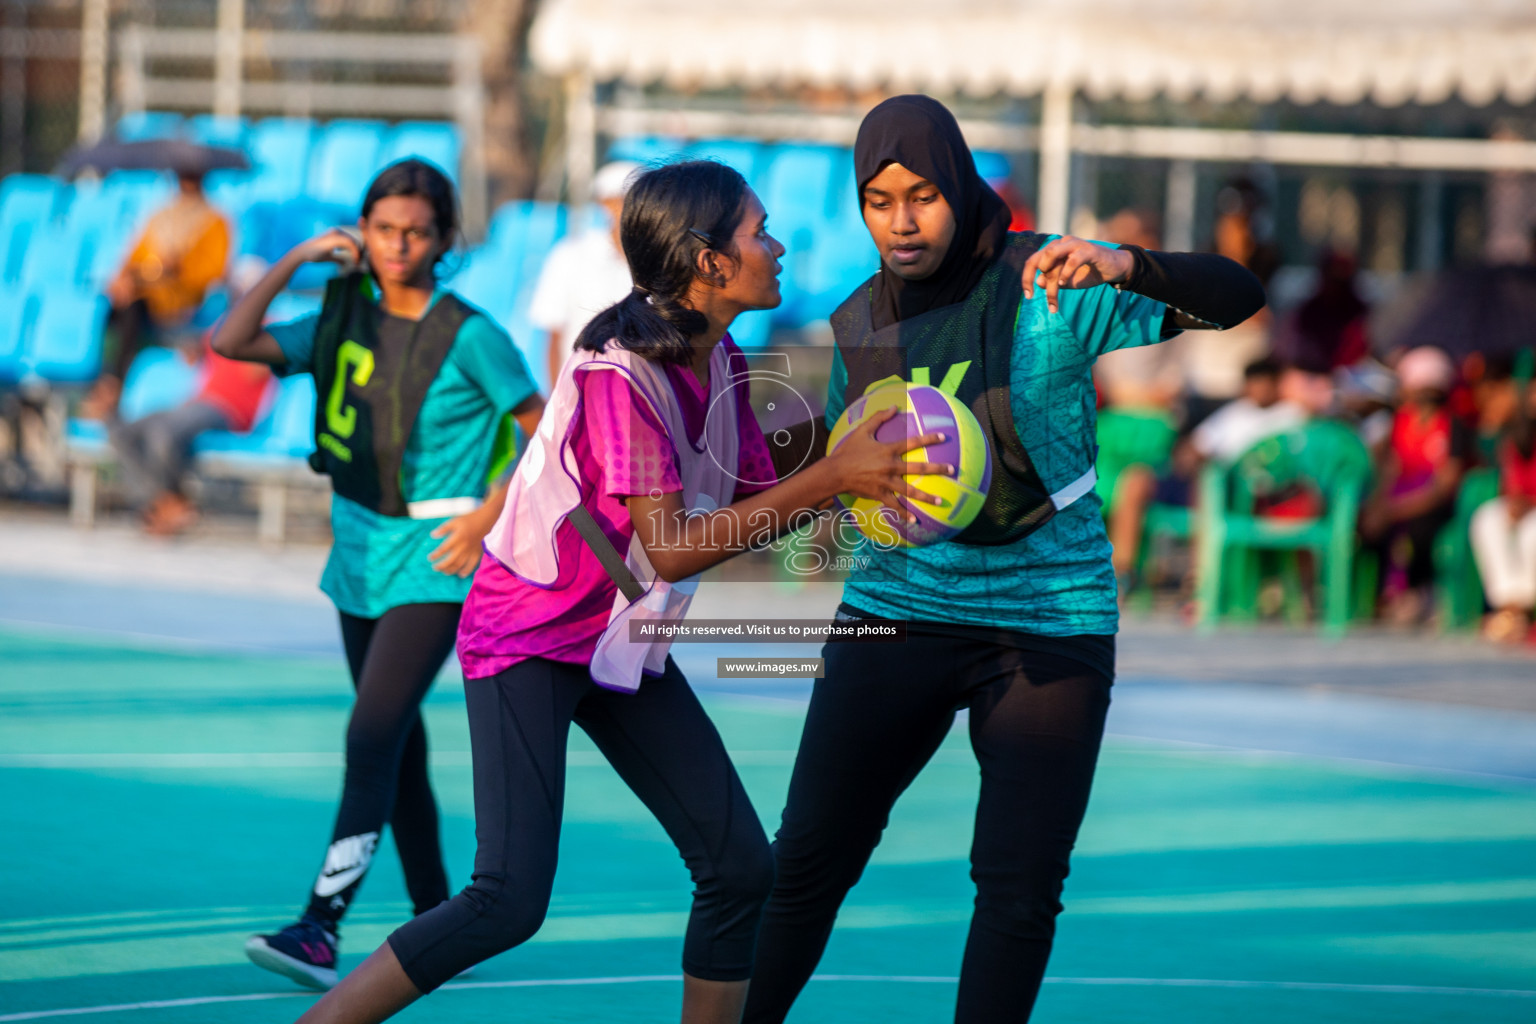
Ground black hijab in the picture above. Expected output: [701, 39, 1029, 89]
[855, 95, 1013, 330]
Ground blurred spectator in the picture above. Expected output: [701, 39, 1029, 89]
[1335, 359, 1399, 455]
[1272, 249, 1370, 371]
[1361, 347, 1471, 624]
[1179, 179, 1277, 423]
[1189, 357, 1307, 464]
[1094, 208, 1185, 411]
[108, 336, 271, 535]
[1279, 363, 1338, 418]
[84, 171, 232, 418]
[994, 180, 1035, 232]
[108, 258, 272, 536]
[1100, 207, 1160, 250]
[1211, 178, 1282, 285]
[1463, 353, 1520, 464]
[1095, 335, 1186, 411]
[1470, 381, 1536, 643]
[529, 160, 638, 385]
[1109, 358, 1304, 588]
[976, 153, 1034, 231]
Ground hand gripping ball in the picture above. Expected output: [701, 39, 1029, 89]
[826, 379, 992, 547]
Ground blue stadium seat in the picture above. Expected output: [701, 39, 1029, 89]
[19, 228, 92, 288]
[485, 200, 569, 275]
[239, 198, 351, 288]
[197, 375, 314, 461]
[265, 290, 323, 326]
[378, 122, 461, 180]
[116, 111, 184, 141]
[117, 347, 200, 421]
[726, 308, 772, 351]
[607, 135, 684, 166]
[0, 284, 33, 383]
[761, 144, 842, 223]
[512, 203, 569, 286]
[203, 169, 254, 225]
[0, 174, 64, 226]
[772, 224, 820, 327]
[685, 139, 764, 185]
[103, 170, 174, 229]
[63, 182, 125, 237]
[446, 249, 517, 324]
[485, 200, 533, 249]
[759, 144, 846, 323]
[27, 285, 106, 382]
[307, 120, 388, 206]
[248, 119, 315, 201]
[972, 150, 1012, 183]
[1, 219, 34, 283]
[186, 114, 248, 149]
[827, 147, 859, 214]
[1, 177, 64, 275]
[801, 217, 877, 321]
[266, 375, 318, 457]
[82, 222, 134, 288]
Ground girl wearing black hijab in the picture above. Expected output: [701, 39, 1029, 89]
[745, 95, 1265, 1024]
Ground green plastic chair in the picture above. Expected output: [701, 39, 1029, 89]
[1433, 467, 1500, 631]
[1196, 420, 1374, 636]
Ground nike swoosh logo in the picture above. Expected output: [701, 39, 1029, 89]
[314, 863, 368, 898]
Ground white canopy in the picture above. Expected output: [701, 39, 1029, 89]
[532, 0, 1536, 108]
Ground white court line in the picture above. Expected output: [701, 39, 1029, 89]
[0, 992, 306, 1021]
[4, 975, 1534, 1020]
[819, 976, 1536, 998]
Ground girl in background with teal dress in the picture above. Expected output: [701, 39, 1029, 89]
[213, 159, 544, 991]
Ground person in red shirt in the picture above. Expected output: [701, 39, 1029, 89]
[1361, 346, 1470, 623]
[109, 334, 272, 534]
[1470, 384, 1536, 642]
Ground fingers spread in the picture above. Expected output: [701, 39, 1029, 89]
[901, 480, 945, 506]
[875, 492, 916, 522]
[893, 429, 947, 454]
[905, 461, 955, 477]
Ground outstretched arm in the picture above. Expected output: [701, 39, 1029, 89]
[1022, 236, 1265, 330]
[1114, 244, 1267, 331]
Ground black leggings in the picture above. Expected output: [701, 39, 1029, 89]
[303, 603, 461, 928]
[387, 656, 774, 993]
[1373, 502, 1456, 590]
[744, 625, 1114, 1024]
[105, 299, 152, 382]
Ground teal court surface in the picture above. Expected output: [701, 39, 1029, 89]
[1, 572, 1535, 1023]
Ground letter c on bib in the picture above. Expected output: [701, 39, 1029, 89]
[326, 340, 375, 440]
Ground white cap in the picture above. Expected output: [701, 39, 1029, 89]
[594, 160, 641, 201]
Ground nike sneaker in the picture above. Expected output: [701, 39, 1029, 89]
[245, 916, 339, 990]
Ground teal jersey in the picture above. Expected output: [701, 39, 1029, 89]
[824, 277, 1165, 636]
[270, 290, 539, 618]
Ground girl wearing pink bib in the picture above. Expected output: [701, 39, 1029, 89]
[296, 162, 953, 1024]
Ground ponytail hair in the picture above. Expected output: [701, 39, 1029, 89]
[574, 160, 749, 366]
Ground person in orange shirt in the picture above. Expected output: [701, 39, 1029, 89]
[85, 170, 231, 417]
